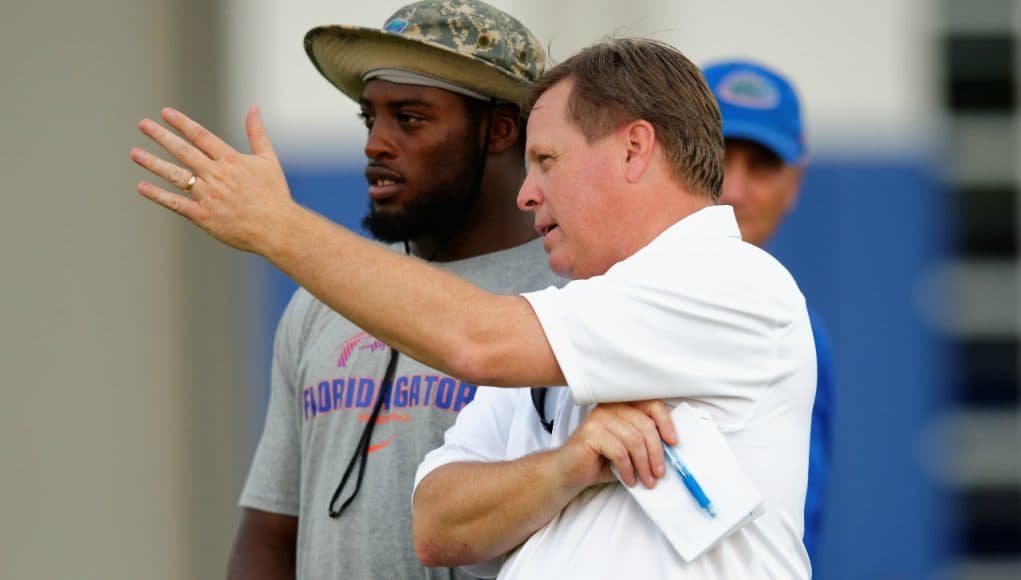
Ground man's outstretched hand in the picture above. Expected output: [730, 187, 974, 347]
[130, 106, 299, 255]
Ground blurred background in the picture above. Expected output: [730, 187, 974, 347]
[1, 0, 1017, 578]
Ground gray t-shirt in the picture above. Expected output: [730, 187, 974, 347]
[240, 237, 562, 579]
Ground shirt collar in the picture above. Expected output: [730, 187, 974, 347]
[665, 204, 742, 240]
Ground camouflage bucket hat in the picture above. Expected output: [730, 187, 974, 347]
[305, 0, 545, 107]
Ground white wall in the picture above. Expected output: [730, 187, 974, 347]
[224, 0, 939, 161]
[1, 0, 248, 578]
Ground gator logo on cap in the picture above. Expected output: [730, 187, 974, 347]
[717, 71, 780, 110]
[384, 18, 410, 33]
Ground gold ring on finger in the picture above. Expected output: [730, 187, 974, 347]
[184, 174, 197, 193]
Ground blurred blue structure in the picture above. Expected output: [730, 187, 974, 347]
[254, 155, 957, 579]
[262, 161, 372, 313]
[769, 156, 956, 578]
[249, 163, 371, 447]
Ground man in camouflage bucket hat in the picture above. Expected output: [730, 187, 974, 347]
[201, 2, 557, 578]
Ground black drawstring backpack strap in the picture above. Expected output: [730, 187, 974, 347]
[328, 347, 400, 518]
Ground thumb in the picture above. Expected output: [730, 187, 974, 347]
[246, 104, 277, 158]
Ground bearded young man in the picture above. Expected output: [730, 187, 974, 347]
[132, 2, 556, 578]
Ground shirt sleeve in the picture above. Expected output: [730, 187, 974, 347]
[412, 387, 522, 579]
[238, 292, 307, 516]
[522, 246, 803, 405]
[413, 386, 517, 492]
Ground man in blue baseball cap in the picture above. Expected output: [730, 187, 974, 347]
[704, 59, 834, 577]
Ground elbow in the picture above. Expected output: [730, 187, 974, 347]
[411, 513, 444, 568]
[413, 484, 487, 568]
[413, 532, 448, 568]
[445, 341, 506, 387]
[413, 513, 478, 568]
[441, 294, 537, 387]
[413, 466, 492, 568]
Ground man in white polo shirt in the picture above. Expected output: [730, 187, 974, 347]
[411, 41, 815, 579]
[131, 37, 814, 578]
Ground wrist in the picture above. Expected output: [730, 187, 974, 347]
[256, 202, 315, 262]
[548, 446, 596, 500]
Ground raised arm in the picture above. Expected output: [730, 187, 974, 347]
[413, 400, 677, 567]
[130, 107, 562, 387]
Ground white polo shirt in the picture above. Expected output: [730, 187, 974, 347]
[415, 205, 815, 579]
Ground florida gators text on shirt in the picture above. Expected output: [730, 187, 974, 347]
[302, 373, 478, 422]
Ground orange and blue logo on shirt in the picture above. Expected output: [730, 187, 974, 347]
[336, 332, 387, 368]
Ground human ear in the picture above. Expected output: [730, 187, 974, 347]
[487, 105, 522, 154]
[623, 120, 656, 183]
[783, 165, 806, 211]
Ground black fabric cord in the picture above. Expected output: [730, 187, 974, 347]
[328, 99, 497, 518]
[531, 387, 554, 433]
[328, 346, 401, 518]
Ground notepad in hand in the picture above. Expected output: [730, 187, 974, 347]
[614, 402, 765, 562]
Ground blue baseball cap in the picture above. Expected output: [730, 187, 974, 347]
[702, 59, 805, 164]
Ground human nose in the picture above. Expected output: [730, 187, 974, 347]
[517, 168, 543, 212]
[364, 122, 395, 160]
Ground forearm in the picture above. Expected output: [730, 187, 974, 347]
[132, 107, 562, 387]
[262, 205, 562, 386]
[413, 400, 677, 567]
[227, 549, 294, 580]
[412, 452, 584, 567]
[227, 509, 297, 580]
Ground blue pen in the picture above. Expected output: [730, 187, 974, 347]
[663, 442, 717, 518]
